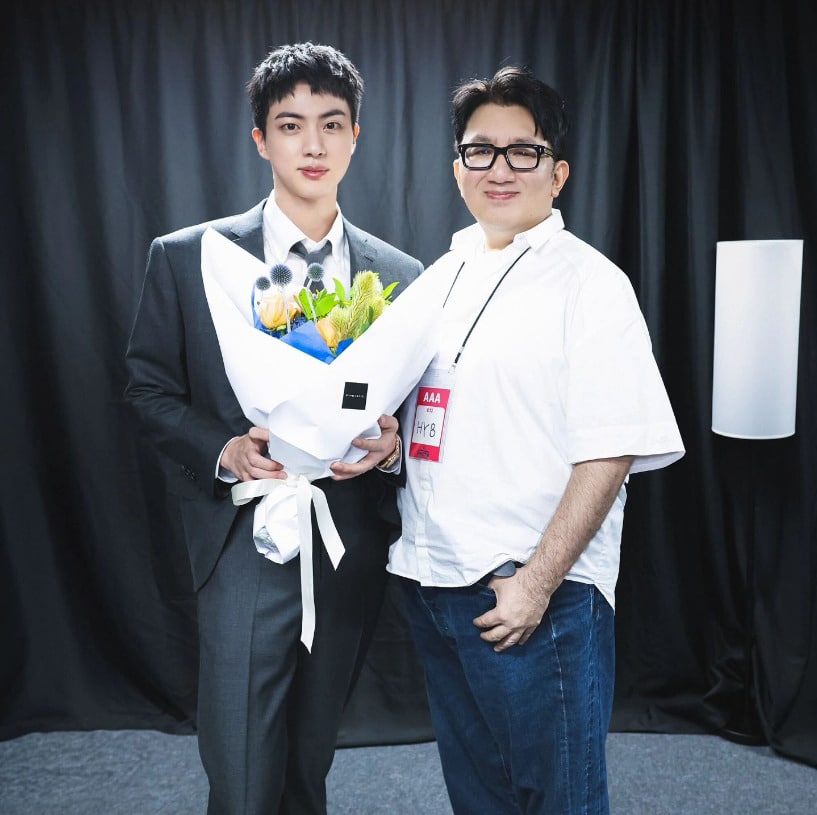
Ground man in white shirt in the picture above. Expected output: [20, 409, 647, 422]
[125, 43, 421, 814]
[388, 66, 685, 815]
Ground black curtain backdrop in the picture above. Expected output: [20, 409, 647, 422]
[3, 0, 816, 768]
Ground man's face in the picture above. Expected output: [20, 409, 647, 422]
[252, 82, 359, 211]
[453, 103, 569, 250]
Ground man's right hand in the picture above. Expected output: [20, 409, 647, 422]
[220, 426, 287, 482]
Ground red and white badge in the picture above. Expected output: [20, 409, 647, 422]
[409, 384, 450, 462]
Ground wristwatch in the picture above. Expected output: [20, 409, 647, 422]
[377, 435, 402, 471]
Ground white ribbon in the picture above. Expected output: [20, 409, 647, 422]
[231, 476, 345, 652]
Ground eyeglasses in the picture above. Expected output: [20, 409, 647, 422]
[457, 143, 555, 171]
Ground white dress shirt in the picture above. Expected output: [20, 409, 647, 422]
[262, 193, 349, 290]
[387, 209, 685, 609]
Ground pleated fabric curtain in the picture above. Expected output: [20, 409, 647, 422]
[2, 0, 816, 766]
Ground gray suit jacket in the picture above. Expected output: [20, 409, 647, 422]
[125, 199, 423, 588]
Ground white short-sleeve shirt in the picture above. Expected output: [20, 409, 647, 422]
[388, 210, 685, 609]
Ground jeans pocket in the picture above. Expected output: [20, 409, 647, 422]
[473, 577, 497, 598]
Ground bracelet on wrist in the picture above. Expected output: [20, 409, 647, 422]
[377, 436, 402, 470]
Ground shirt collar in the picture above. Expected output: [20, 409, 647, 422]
[262, 192, 345, 264]
[450, 208, 565, 257]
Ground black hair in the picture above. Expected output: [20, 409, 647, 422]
[452, 66, 569, 159]
[247, 42, 364, 134]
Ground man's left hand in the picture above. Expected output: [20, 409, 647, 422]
[330, 414, 399, 481]
[472, 567, 554, 653]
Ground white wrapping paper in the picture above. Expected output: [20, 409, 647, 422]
[200, 227, 439, 648]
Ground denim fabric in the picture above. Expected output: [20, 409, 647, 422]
[400, 576, 614, 815]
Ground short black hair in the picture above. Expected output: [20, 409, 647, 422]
[247, 42, 364, 134]
[452, 66, 569, 159]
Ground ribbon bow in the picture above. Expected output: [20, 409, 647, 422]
[231, 476, 345, 652]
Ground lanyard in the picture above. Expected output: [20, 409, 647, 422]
[442, 247, 531, 370]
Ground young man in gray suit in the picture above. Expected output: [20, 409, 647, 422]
[125, 42, 422, 814]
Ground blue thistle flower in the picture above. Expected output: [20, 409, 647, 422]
[306, 262, 325, 286]
[269, 263, 293, 288]
[254, 276, 271, 291]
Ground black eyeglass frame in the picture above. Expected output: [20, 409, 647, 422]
[457, 142, 556, 171]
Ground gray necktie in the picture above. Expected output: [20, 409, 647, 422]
[291, 240, 332, 292]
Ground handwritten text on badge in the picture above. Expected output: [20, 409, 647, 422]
[409, 386, 450, 462]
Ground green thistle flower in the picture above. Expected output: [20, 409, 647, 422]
[329, 305, 356, 338]
[345, 272, 387, 337]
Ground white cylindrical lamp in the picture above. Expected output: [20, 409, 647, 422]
[712, 239, 803, 439]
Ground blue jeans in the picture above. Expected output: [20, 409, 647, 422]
[400, 576, 614, 815]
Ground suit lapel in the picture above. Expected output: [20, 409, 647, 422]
[345, 220, 375, 274]
[229, 200, 266, 261]
[345, 219, 416, 296]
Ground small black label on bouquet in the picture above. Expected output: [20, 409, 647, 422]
[342, 382, 368, 410]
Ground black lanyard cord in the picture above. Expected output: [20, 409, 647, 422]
[442, 262, 466, 308]
[443, 246, 532, 369]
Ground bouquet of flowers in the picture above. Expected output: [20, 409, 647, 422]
[200, 228, 439, 648]
[252, 262, 398, 363]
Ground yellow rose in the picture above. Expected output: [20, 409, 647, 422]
[316, 316, 341, 350]
[258, 292, 301, 329]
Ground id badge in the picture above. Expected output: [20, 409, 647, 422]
[409, 366, 455, 463]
